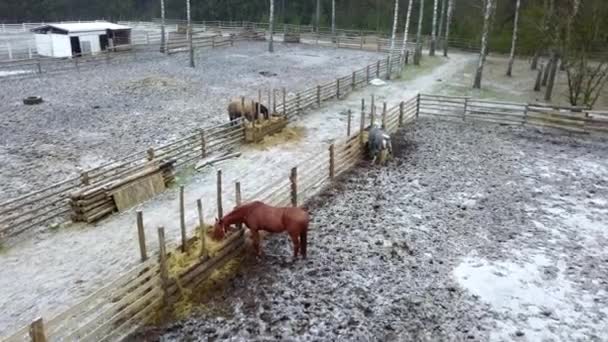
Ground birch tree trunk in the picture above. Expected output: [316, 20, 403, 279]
[443, 0, 454, 57]
[332, 0, 336, 37]
[316, 0, 321, 33]
[473, 0, 493, 89]
[506, 0, 521, 76]
[430, 0, 439, 56]
[269, 0, 275, 52]
[544, 52, 558, 101]
[400, 0, 414, 64]
[414, 0, 425, 65]
[187, 0, 194, 67]
[390, 0, 399, 53]
[438, 0, 446, 48]
[160, 0, 166, 53]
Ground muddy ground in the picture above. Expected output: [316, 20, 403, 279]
[0, 41, 382, 201]
[136, 119, 608, 341]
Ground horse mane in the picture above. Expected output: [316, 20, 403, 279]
[221, 201, 264, 224]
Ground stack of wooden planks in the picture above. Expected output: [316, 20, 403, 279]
[69, 160, 175, 223]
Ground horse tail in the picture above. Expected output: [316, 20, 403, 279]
[300, 222, 308, 259]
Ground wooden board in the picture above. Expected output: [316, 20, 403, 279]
[110, 173, 166, 212]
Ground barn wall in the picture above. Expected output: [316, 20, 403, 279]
[34, 34, 53, 57]
[51, 34, 72, 57]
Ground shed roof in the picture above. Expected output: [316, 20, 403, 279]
[32, 21, 131, 34]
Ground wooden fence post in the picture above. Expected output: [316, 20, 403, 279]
[273, 89, 277, 114]
[329, 144, 335, 180]
[416, 93, 421, 118]
[267, 89, 271, 115]
[399, 101, 405, 127]
[282, 88, 287, 117]
[360, 31, 364, 49]
[180, 186, 187, 252]
[197, 199, 207, 259]
[296, 93, 301, 114]
[376, 60, 380, 78]
[257, 90, 262, 117]
[217, 169, 223, 218]
[382, 102, 387, 129]
[290, 167, 298, 207]
[352, 71, 356, 91]
[147, 148, 155, 161]
[37, 59, 42, 74]
[347, 110, 352, 137]
[336, 78, 340, 99]
[199, 129, 207, 157]
[136, 211, 148, 262]
[385, 57, 390, 80]
[29, 317, 46, 342]
[523, 104, 529, 126]
[317, 85, 321, 107]
[371, 94, 375, 126]
[463, 98, 468, 121]
[157, 226, 170, 312]
[361, 98, 365, 113]
[235, 181, 242, 228]
[366, 65, 370, 83]
[360, 109, 366, 145]
[80, 172, 90, 186]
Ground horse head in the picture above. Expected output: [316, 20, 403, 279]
[213, 218, 227, 240]
[259, 103, 270, 120]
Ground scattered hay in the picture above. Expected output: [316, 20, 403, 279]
[251, 125, 306, 149]
[166, 224, 224, 278]
[124, 76, 185, 93]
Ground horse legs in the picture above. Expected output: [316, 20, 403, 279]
[250, 228, 262, 257]
[288, 231, 300, 259]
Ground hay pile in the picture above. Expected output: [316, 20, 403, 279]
[251, 125, 306, 149]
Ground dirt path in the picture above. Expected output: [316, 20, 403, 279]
[142, 118, 608, 342]
[0, 52, 473, 335]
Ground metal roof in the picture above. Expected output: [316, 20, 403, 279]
[32, 21, 131, 33]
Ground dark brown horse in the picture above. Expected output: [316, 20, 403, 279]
[213, 201, 309, 259]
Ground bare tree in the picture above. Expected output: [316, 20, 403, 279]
[390, 0, 400, 53]
[187, 0, 194, 67]
[473, 0, 494, 89]
[506, 0, 521, 76]
[565, 58, 608, 108]
[443, 0, 454, 57]
[400, 0, 414, 64]
[269, 0, 275, 52]
[160, 0, 166, 53]
[430, 0, 439, 56]
[332, 0, 336, 37]
[438, 0, 446, 48]
[414, 0, 425, 65]
[316, 0, 321, 33]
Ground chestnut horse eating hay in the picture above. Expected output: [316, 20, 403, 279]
[213, 201, 309, 259]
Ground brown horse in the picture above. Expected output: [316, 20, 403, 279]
[213, 201, 309, 259]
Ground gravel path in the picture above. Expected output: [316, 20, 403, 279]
[140, 119, 608, 342]
[0, 41, 383, 201]
[0, 49, 473, 335]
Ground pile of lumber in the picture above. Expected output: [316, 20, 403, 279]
[69, 160, 175, 223]
[240, 27, 265, 41]
[284, 32, 301, 43]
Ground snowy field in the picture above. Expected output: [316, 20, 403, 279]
[142, 119, 608, 341]
[0, 41, 383, 201]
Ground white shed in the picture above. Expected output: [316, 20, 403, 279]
[31, 21, 132, 58]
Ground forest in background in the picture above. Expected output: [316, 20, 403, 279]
[1, 0, 607, 54]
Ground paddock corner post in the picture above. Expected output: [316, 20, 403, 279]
[347, 110, 352, 137]
[282, 88, 287, 117]
[147, 147, 155, 161]
[359, 109, 366, 145]
[316, 85, 321, 107]
[29, 317, 47, 342]
[399, 101, 405, 127]
[196, 199, 208, 259]
[217, 169, 223, 219]
[336, 78, 340, 99]
[179, 185, 187, 252]
[157, 226, 170, 312]
[329, 144, 336, 180]
[382, 102, 387, 129]
[200, 129, 207, 158]
[136, 211, 148, 262]
[290, 167, 298, 207]
[416, 94, 421, 118]
[80, 171, 90, 186]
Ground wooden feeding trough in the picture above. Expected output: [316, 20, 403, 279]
[244, 116, 289, 143]
[69, 160, 175, 223]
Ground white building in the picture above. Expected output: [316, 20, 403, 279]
[31, 21, 132, 58]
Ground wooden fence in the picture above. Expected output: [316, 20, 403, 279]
[418, 94, 608, 134]
[1, 95, 419, 342]
[0, 51, 405, 243]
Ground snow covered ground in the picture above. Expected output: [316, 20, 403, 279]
[0, 50, 472, 334]
[144, 118, 608, 342]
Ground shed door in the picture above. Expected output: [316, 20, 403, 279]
[70, 36, 81, 56]
[99, 34, 109, 51]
